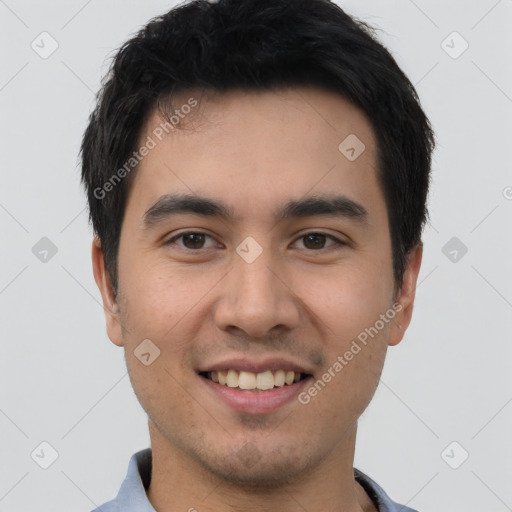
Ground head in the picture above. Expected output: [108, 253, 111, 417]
[83, 0, 434, 488]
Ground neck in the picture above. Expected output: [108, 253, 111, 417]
[146, 421, 376, 512]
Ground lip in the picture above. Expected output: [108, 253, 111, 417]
[197, 357, 312, 375]
[199, 373, 312, 414]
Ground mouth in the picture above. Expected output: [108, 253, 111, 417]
[199, 369, 312, 392]
[198, 363, 314, 414]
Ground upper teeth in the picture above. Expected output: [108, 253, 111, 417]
[210, 370, 302, 390]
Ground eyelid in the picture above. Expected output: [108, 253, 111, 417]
[164, 230, 348, 251]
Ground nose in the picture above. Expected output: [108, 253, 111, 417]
[213, 245, 301, 339]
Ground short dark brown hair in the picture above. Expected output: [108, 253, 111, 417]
[81, 0, 435, 295]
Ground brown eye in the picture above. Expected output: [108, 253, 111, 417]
[302, 233, 327, 250]
[165, 232, 217, 251]
[294, 232, 345, 251]
[181, 233, 206, 249]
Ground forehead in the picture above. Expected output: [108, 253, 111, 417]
[126, 86, 384, 225]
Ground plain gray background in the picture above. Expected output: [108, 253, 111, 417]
[1, 0, 511, 510]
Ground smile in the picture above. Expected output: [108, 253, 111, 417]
[199, 368, 313, 414]
[201, 369, 310, 391]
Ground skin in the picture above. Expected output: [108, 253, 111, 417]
[92, 86, 422, 512]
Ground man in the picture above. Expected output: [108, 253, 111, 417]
[82, 0, 435, 510]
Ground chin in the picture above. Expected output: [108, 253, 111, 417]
[207, 463, 309, 489]
[195, 441, 317, 489]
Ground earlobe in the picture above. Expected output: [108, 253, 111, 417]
[91, 237, 124, 347]
[388, 243, 423, 347]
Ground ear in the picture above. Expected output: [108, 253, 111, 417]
[388, 242, 423, 347]
[91, 237, 124, 347]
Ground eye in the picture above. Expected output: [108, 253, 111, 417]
[163, 231, 347, 252]
[164, 231, 218, 251]
[292, 232, 346, 251]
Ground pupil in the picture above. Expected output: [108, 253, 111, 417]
[184, 233, 204, 249]
[304, 233, 325, 249]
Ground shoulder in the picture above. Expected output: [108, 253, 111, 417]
[354, 468, 420, 512]
[89, 448, 153, 512]
[90, 499, 118, 512]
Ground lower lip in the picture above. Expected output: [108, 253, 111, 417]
[200, 375, 312, 414]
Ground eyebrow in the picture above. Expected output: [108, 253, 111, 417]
[142, 192, 368, 229]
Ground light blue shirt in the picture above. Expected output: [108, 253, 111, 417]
[91, 448, 419, 512]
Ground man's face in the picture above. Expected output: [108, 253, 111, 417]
[94, 87, 420, 485]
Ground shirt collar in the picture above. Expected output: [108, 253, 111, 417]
[115, 448, 155, 511]
[110, 448, 417, 512]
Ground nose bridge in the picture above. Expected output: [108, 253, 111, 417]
[215, 240, 300, 337]
[235, 245, 279, 309]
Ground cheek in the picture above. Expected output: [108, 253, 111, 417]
[299, 262, 392, 334]
[125, 356, 198, 436]
[119, 247, 176, 327]
[298, 260, 392, 394]
[118, 258, 212, 367]
[310, 326, 389, 424]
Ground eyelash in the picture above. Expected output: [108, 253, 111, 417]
[163, 231, 347, 252]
